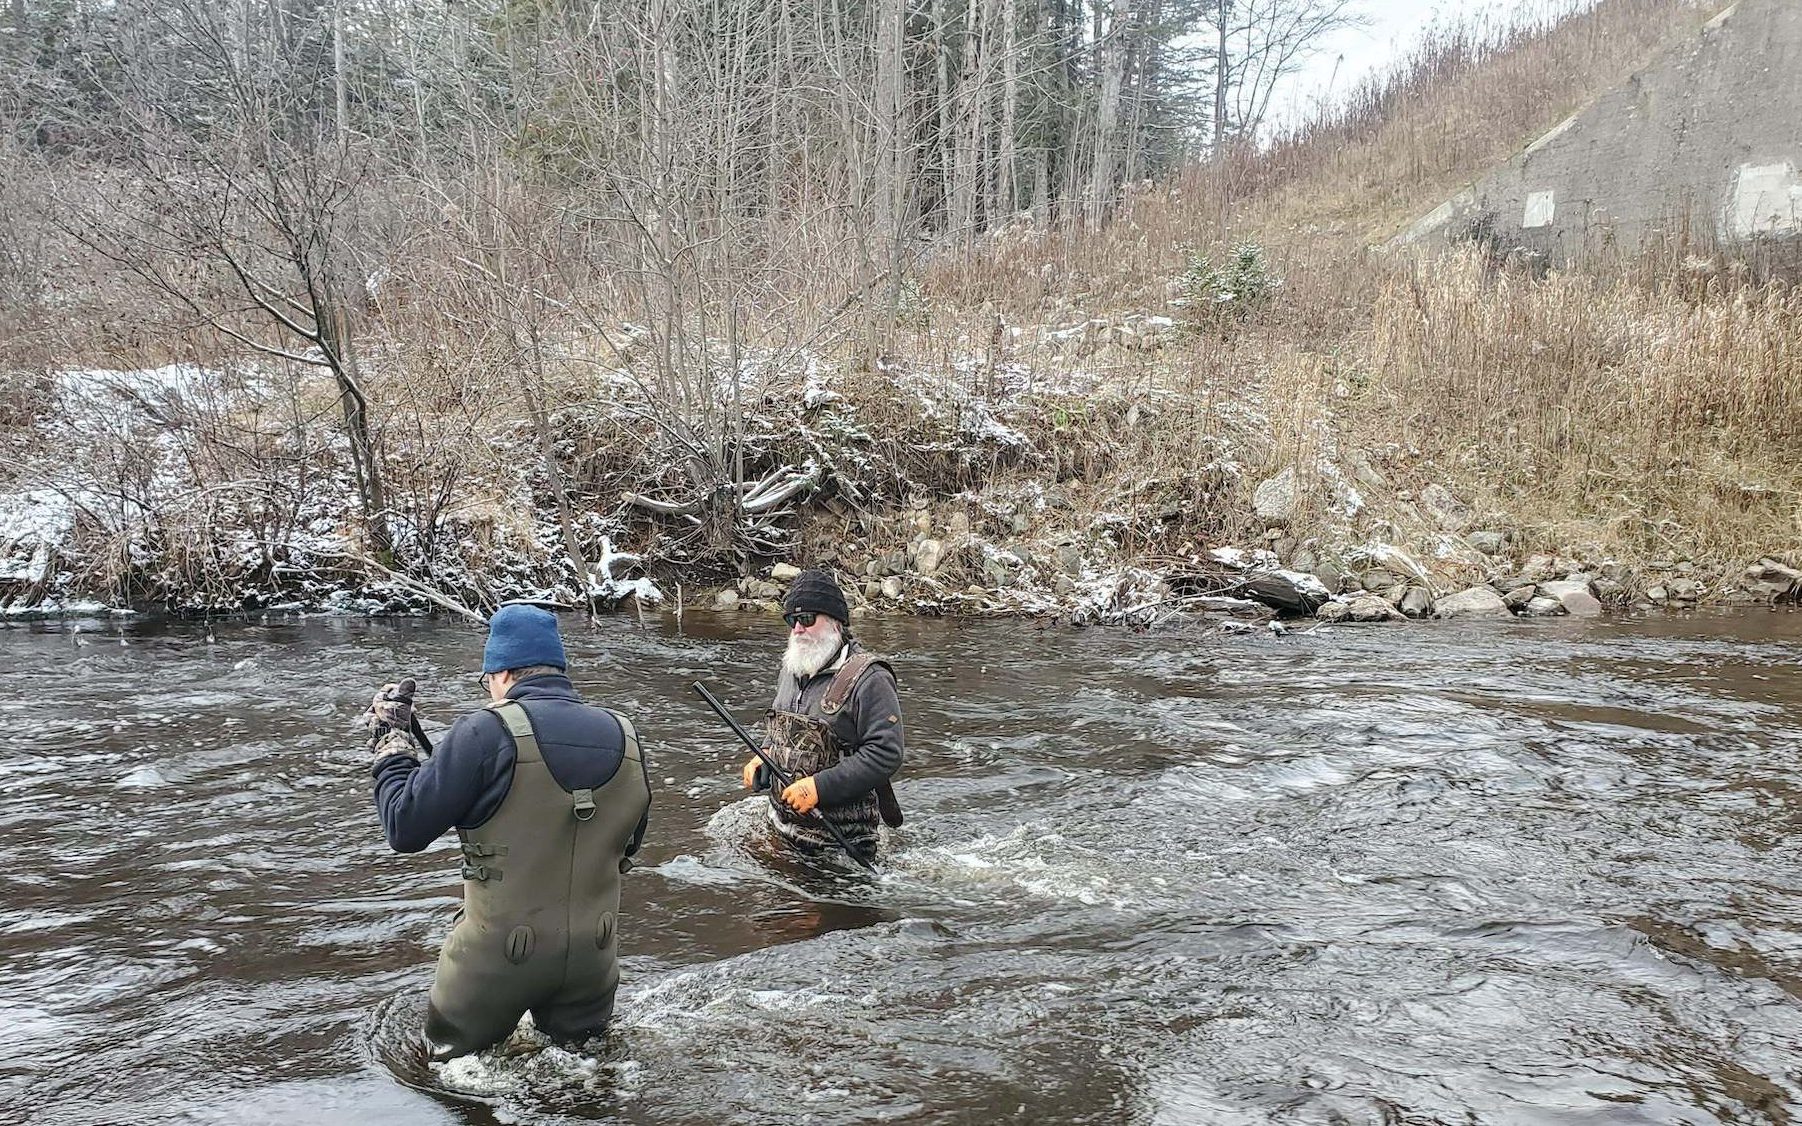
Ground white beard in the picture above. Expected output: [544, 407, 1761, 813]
[782, 620, 844, 681]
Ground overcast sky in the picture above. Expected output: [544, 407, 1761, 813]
[1265, 0, 1602, 131]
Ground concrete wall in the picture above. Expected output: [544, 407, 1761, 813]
[1399, 0, 1802, 269]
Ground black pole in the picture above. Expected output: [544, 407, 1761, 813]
[407, 715, 433, 757]
[691, 681, 878, 873]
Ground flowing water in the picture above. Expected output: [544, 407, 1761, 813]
[3, 608, 1801, 1125]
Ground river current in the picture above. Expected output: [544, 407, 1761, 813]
[2, 609, 1799, 1124]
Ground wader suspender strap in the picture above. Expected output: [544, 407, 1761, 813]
[488, 699, 595, 822]
[608, 711, 643, 763]
[813, 653, 905, 829]
[820, 652, 888, 715]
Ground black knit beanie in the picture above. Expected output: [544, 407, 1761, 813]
[782, 568, 849, 625]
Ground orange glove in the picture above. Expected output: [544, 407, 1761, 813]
[780, 775, 819, 815]
[741, 756, 765, 791]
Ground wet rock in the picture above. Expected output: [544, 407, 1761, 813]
[1668, 578, 1701, 602]
[1346, 595, 1406, 623]
[1241, 569, 1331, 615]
[913, 538, 945, 575]
[711, 589, 740, 612]
[771, 562, 801, 582]
[1380, 584, 1408, 606]
[1646, 585, 1669, 603]
[881, 576, 904, 599]
[1316, 600, 1350, 623]
[1539, 579, 1602, 617]
[1502, 585, 1536, 610]
[1434, 586, 1511, 619]
[743, 579, 781, 600]
[1592, 578, 1626, 604]
[1421, 483, 1471, 531]
[1253, 468, 1299, 525]
[1468, 530, 1507, 555]
[1399, 587, 1433, 619]
[1523, 596, 1567, 617]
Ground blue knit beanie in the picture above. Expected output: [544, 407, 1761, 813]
[482, 604, 568, 674]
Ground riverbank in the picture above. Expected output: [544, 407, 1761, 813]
[4, 2, 1798, 624]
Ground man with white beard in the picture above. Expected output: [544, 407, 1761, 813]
[741, 568, 904, 859]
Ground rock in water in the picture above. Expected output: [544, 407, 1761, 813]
[1539, 579, 1602, 617]
[1433, 586, 1512, 619]
[1399, 587, 1433, 618]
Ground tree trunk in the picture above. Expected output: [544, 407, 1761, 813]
[1214, 0, 1229, 151]
[998, 0, 1018, 220]
[1087, 0, 1128, 224]
[332, 0, 349, 151]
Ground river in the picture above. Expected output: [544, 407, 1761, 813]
[2, 608, 1800, 1124]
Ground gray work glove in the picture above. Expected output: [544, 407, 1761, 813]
[364, 678, 418, 746]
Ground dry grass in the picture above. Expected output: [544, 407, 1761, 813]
[905, 0, 1801, 575]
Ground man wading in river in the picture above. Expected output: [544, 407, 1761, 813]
[363, 604, 651, 1060]
[741, 569, 904, 860]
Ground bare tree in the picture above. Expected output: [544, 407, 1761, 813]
[65, 0, 396, 559]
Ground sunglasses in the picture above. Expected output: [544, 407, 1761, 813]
[783, 611, 820, 628]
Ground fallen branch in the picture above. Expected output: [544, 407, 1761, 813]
[313, 547, 490, 624]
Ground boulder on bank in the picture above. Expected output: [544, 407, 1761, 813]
[1253, 468, 1300, 526]
[1240, 568, 1330, 616]
[1468, 530, 1507, 555]
[1434, 586, 1511, 619]
[1523, 595, 1568, 617]
[1321, 594, 1405, 623]
[1539, 578, 1602, 617]
[1399, 587, 1433, 618]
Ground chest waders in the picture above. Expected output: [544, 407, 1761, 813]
[765, 652, 893, 855]
[423, 701, 649, 1061]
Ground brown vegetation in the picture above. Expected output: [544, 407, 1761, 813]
[2, 0, 1797, 613]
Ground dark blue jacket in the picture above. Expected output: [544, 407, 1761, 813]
[370, 674, 650, 855]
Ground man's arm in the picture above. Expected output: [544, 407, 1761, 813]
[370, 712, 500, 853]
[811, 667, 904, 806]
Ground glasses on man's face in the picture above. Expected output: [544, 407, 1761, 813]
[476, 671, 493, 692]
[783, 611, 819, 628]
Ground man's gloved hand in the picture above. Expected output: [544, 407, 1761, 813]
[372, 727, 420, 765]
[742, 756, 770, 792]
[779, 775, 819, 815]
[364, 678, 417, 743]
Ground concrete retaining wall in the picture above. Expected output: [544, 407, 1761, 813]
[1399, 0, 1802, 269]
